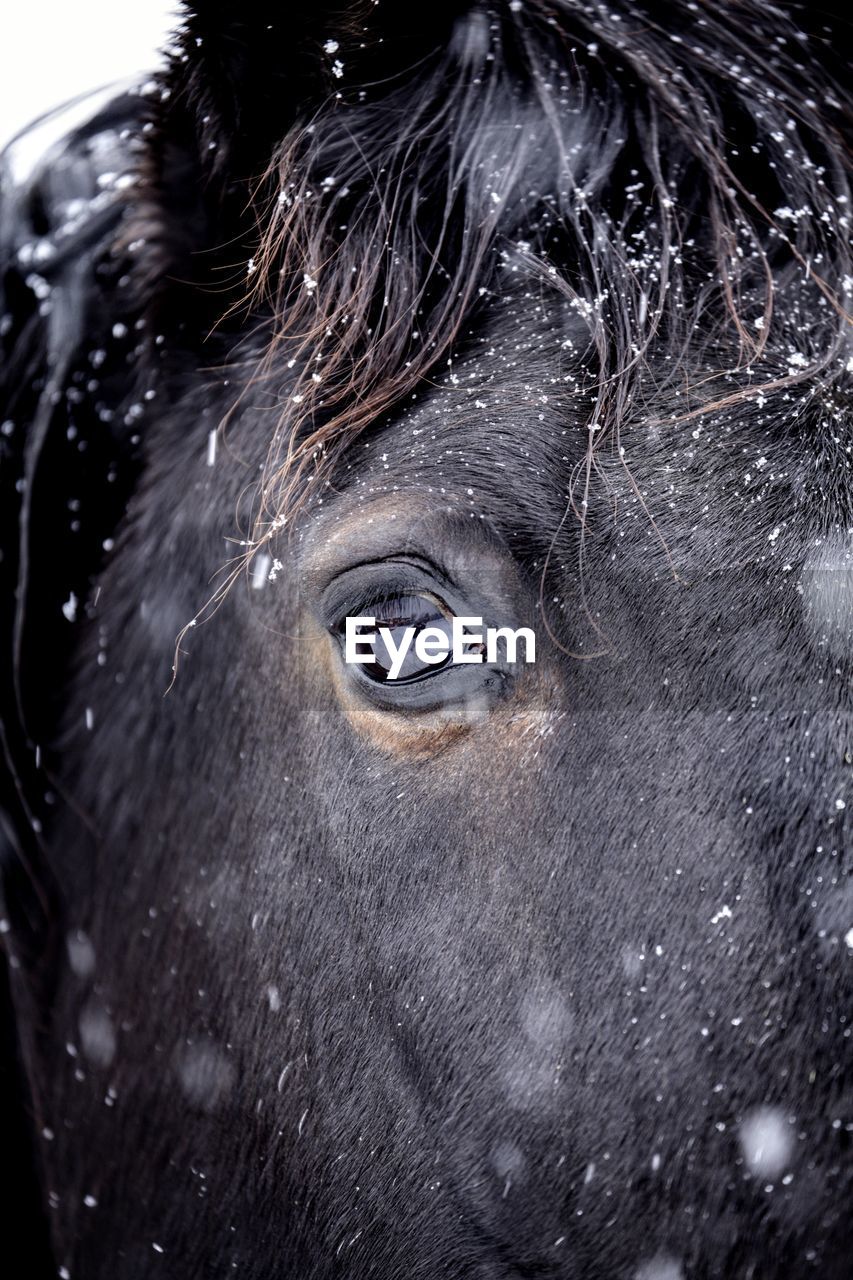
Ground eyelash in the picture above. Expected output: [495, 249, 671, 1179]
[334, 591, 455, 684]
[336, 591, 449, 626]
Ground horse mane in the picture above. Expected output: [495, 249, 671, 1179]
[195, 0, 853, 549]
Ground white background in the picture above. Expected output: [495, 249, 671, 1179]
[0, 3, 175, 151]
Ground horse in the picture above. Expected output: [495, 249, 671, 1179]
[1, 2, 850, 1276]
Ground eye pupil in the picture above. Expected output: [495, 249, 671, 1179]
[342, 593, 454, 683]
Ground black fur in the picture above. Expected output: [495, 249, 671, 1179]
[1, 3, 851, 1276]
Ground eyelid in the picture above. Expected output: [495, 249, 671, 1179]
[320, 559, 454, 631]
[370, 590, 453, 623]
[330, 590, 452, 643]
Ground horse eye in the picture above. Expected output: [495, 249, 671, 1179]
[338, 593, 455, 683]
